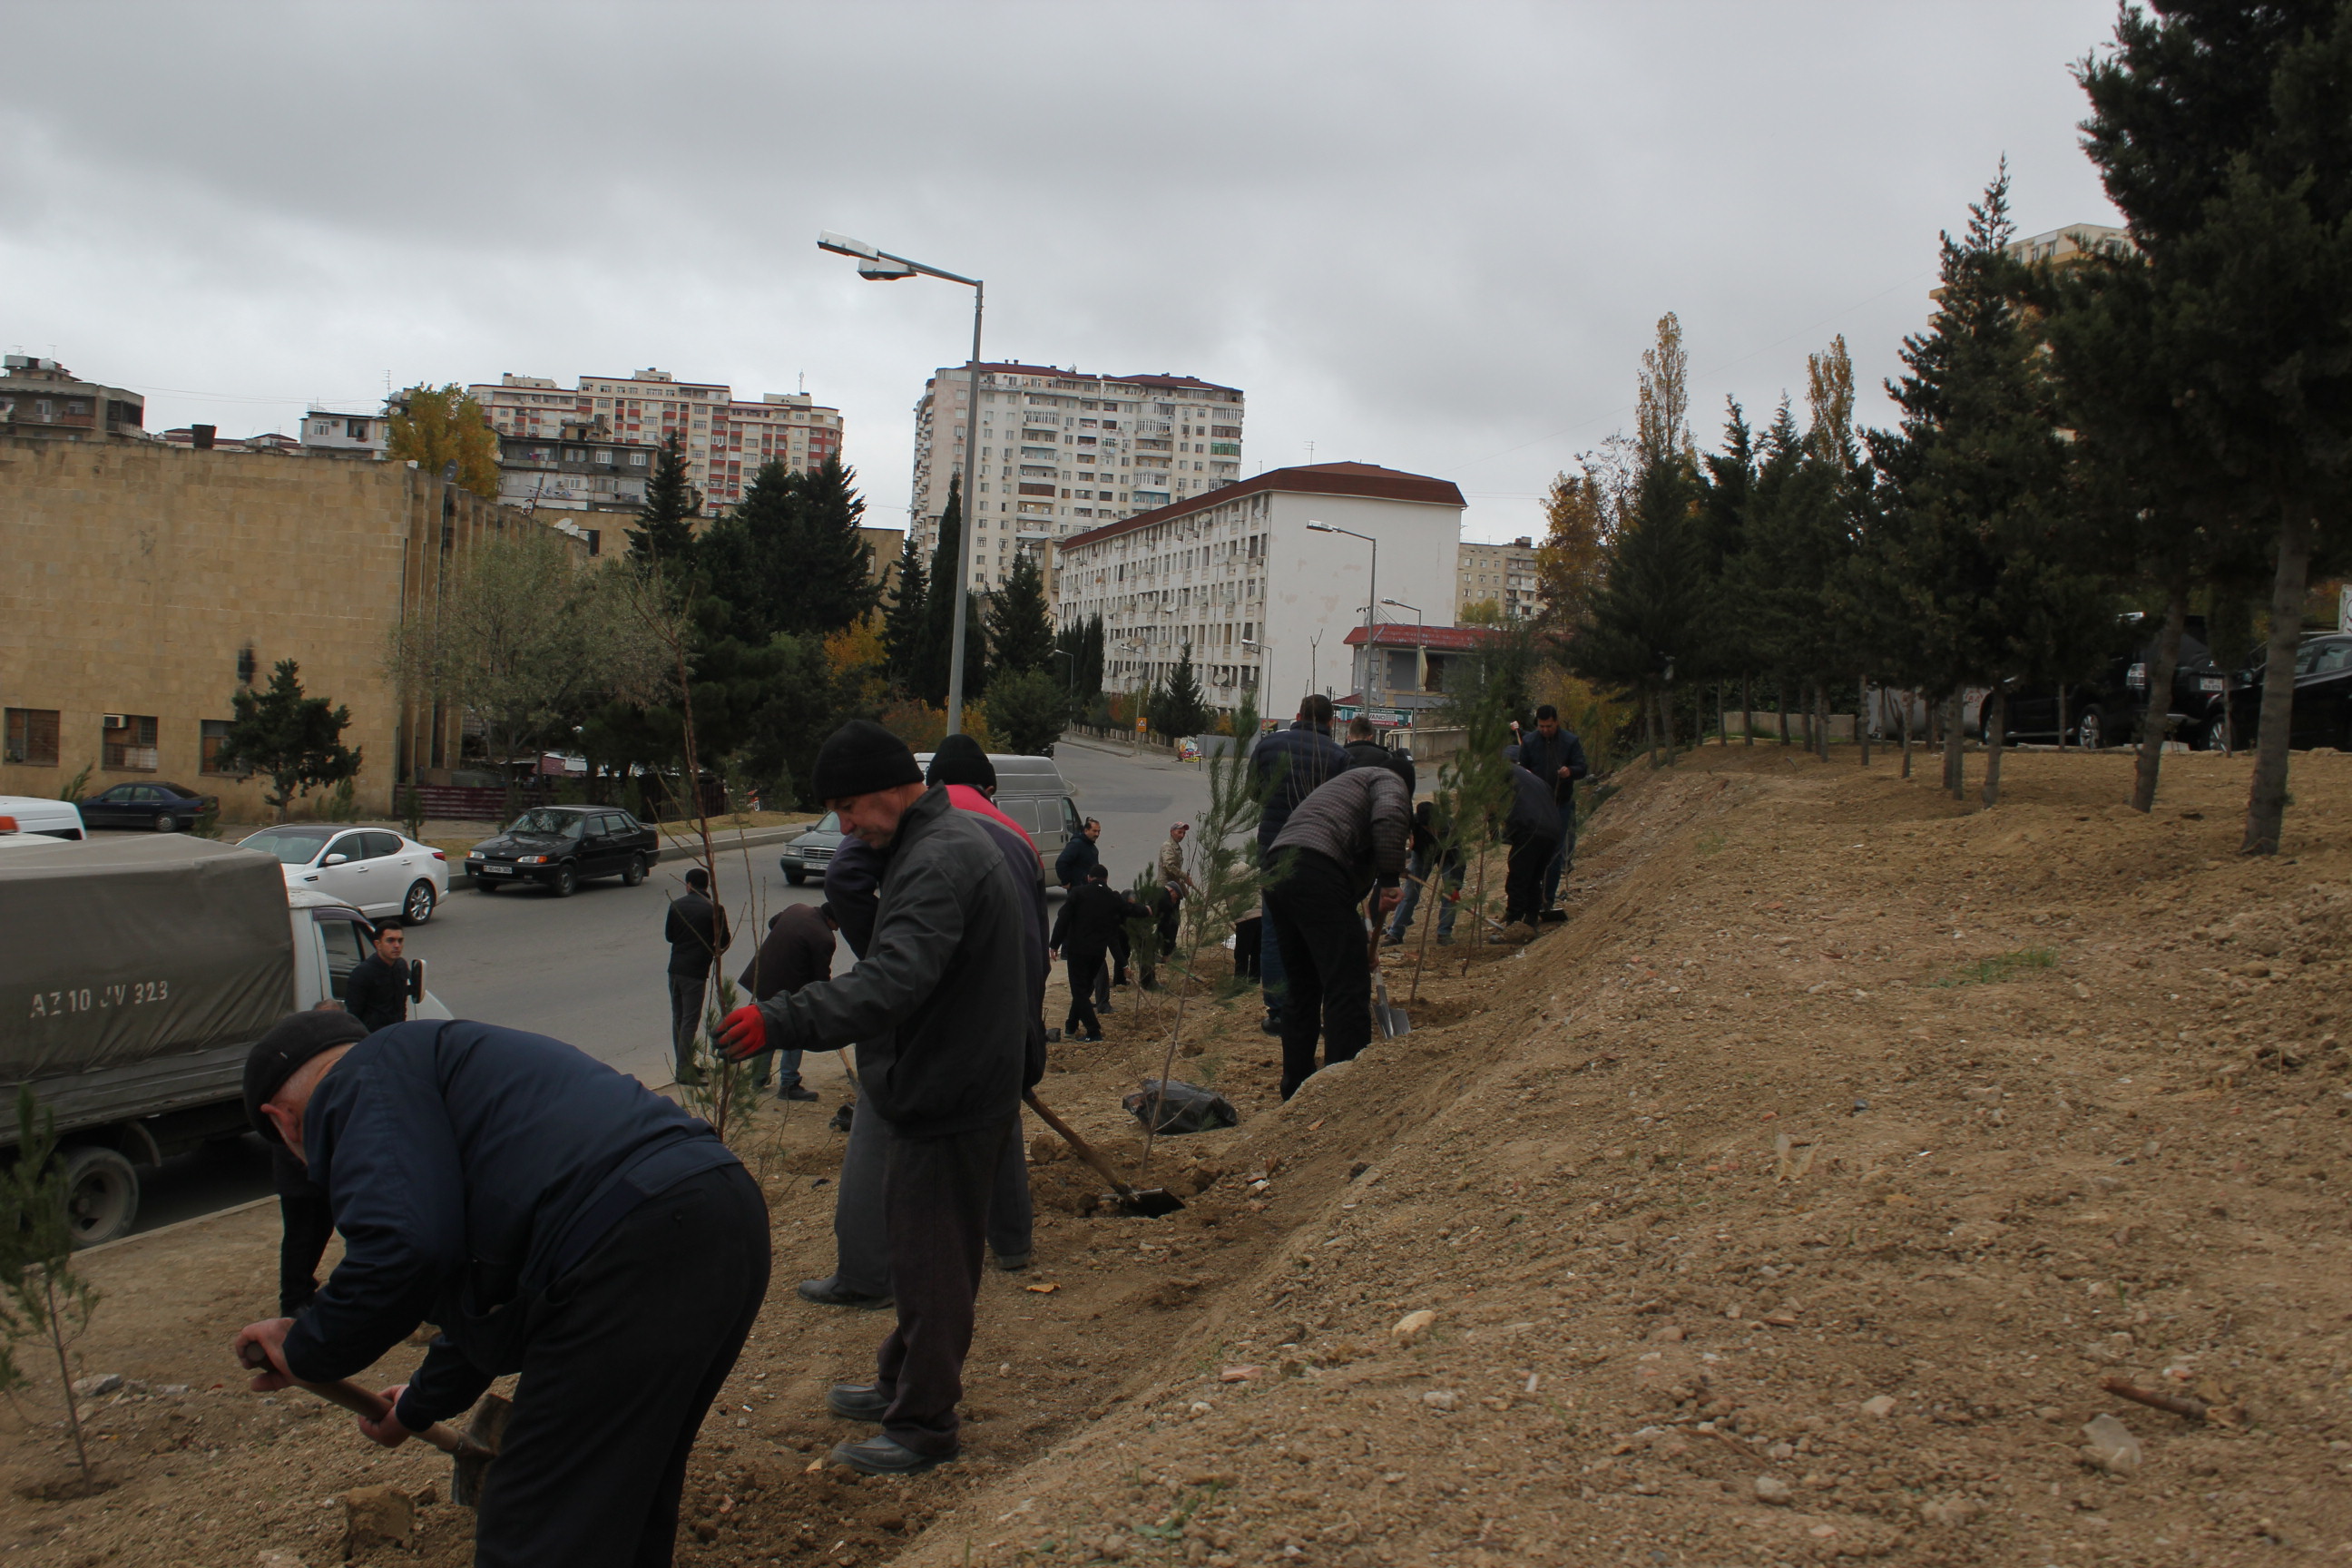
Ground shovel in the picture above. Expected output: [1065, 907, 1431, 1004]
[1023, 1090, 1184, 1217]
[244, 1346, 505, 1504]
[1367, 899, 1411, 1038]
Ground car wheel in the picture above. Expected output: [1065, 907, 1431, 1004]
[784, 869, 807, 887]
[552, 861, 578, 897]
[2076, 709, 2106, 750]
[152, 813, 178, 833]
[622, 855, 647, 887]
[60, 1145, 140, 1249]
[403, 880, 437, 924]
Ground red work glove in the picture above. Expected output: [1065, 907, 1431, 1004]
[716, 1004, 767, 1059]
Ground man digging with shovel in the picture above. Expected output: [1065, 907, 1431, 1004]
[231, 1010, 769, 1568]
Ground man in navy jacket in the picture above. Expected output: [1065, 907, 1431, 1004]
[233, 1012, 768, 1568]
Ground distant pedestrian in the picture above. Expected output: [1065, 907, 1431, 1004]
[1250, 694, 1348, 1035]
[1342, 715, 1416, 796]
[1054, 817, 1102, 889]
[739, 903, 837, 1101]
[343, 920, 409, 1034]
[1501, 759, 1562, 932]
[663, 867, 731, 1086]
[1154, 822, 1192, 951]
[1260, 764, 1410, 1099]
[1050, 864, 1153, 1042]
[1385, 799, 1465, 946]
[1511, 704, 1590, 909]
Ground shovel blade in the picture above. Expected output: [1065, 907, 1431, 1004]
[450, 1393, 512, 1508]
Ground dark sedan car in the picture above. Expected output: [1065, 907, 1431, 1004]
[2213, 632, 2352, 751]
[1986, 615, 2231, 750]
[466, 805, 658, 897]
[77, 780, 218, 831]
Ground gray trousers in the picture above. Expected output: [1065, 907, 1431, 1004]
[667, 974, 706, 1075]
[832, 1095, 1033, 1295]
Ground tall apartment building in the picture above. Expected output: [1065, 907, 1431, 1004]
[1455, 536, 1543, 621]
[906, 362, 1243, 593]
[467, 368, 842, 516]
[1053, 463, 1465, 715]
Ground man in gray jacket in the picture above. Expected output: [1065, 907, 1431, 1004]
[1260, 764, 1411, 1100]
[717, 720, 1033, 1475]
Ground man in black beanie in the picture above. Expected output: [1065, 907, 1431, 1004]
[232, 1010, 767, 1568]
[716, 719, 1035, 1475]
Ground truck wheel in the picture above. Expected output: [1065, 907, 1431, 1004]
[622, 855, 647, 887]
[403, 880, 437, 924]
[552, 861, 578, 897]
[61, 1146, 139, 1248]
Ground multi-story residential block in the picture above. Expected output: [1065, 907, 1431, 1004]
[299, 407, 391, 457]
[494, 417, 650, 514]
[1052, 462, 1465, 716]
[468, 369, 842, 517]
[2005, 221, 2129, 266]
[907, 362, 1243, 593]
[1455, 536, 1543, 621]
[0, 356, 145, 444]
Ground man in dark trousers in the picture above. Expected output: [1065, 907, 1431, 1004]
[1341, 714, 1416, 796]
[1501, 756, 1563, 934]
[1512, 703, 1590, 910]
[740, 902, 836, 1101]
[342, 920, 409, 1034]
[663, 866, 731, 1085]
[1384, 798, 1465, 947]
[1260, 763, 1410, 1100]
[232, 1010, 767, 1568]
[1050, 864, 1154, 1042]
[716, 720, 1034, 1475]
[1250, 693, 1349, 1036]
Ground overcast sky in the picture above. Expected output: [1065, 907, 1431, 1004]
[3, 1, 2122, 544]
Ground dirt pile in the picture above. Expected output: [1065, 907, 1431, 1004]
[4, 746, 2349, 1567]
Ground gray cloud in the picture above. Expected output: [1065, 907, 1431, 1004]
[0, 0, 2120, 541]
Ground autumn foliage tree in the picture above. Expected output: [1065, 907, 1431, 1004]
[387, 384, 501, 499]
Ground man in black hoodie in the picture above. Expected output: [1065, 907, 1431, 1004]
[1050, 864, 1153, 1041]
[662, 867, 730, 1085]
[717, 721, 1033, 1475]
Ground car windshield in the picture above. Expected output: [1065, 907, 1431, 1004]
[816, 812, 840, 833]
[240, 828, 338, 865]
[509, 809, 584, 838]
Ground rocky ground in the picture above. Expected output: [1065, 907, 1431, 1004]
[4, 743, 2348, 1567]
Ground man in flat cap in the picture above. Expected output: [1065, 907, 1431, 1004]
[716, 719, 1034, 1475]
[231, 1010, 768, 1568]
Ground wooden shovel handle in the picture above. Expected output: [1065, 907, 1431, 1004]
[1023, 1090, 1141, 1200]
[294, 1376, 489, 1461]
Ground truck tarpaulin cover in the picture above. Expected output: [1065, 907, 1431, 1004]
[1, 835, 295, 1081]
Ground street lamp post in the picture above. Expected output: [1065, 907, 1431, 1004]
[1307, 520, 1378, 710]
[1381, 597, 1424, 714]
[818, 230, 985, 735]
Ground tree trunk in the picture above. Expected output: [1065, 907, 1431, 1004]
[2243, 508, 2316, 855]
[1776, 678, 1790, 745]
[2131, 583, 2190, 814]
[2057, 686, 2070, 751]
[1899, 692, 1913, 779]
[1815, 681, 1831, 761]
[1943, 691, 1965, 799]
[1741, 671, 1755, 748]
[1858, 676, 1872, 768]
[1645, 692, 1659, 767]
[1661, 690, 1679, 765]
[1981, 686, 2007, 808]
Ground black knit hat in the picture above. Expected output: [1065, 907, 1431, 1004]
[926, 732, 996, 789]
[810, 720, 922, 801]
[243, 1009, 369, 1147]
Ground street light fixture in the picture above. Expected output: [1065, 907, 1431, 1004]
[818, 230, 985, 735]
[1306, 520, 1379, 708]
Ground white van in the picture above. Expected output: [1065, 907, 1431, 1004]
[914, 752, 1083, 859]
[0, 794, 88, 840]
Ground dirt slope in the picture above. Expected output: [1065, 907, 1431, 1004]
[5, 746, 2348, 1567]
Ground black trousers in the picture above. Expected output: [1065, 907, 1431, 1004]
[666, 973, 707, 1075]
[278, 1188, 334, 1318]
[1107, 927, 1130, 985]
[875, 1119, 1013, 1458]
[1505, 832, 1558, 926]
[1261, 848, 1371, 1101]
[1064, 952, 1105, 1038]
[474, 1163, 770, 1568]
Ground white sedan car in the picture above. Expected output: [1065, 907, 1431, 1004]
[237, 824, 449, 924]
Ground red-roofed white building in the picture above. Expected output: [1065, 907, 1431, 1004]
[1053, 462, 1466, 714]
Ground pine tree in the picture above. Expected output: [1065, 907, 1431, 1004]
[701, 459, 798, 643]
[1569, 458, 1709, 759]
[215, 660, 362, 821]
[986, 548, 1055, 677]
[629, 434, 701, 566]
[1152, 642, 1211, 739]
[792, 456, 878, 636]
[882, 534, 928, 690]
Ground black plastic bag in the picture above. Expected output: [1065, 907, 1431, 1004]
[1122, 1078, 1239, 1135]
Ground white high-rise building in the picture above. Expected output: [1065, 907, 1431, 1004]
[906, 363, 1243, 593]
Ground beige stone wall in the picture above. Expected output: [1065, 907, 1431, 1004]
[0, 438, 557, 821]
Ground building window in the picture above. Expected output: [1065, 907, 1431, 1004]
[200, 719, 242, 776]
[4, 707, 60, 767]
[102, 714, 159, 772]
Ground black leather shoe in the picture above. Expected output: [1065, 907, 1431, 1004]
[830, 1434, 946, 1475]
[779, 1086, 820, 1102]
[798, 1277, 893, 1309]
[992, 1250, 1032, 1271]
[826, 1383, 893, 1421]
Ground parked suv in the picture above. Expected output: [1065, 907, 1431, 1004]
[466, 805, 658, 897]
[1985, 614, 2231, 750]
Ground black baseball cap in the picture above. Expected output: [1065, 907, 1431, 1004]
[243, 1010, 368, 1147]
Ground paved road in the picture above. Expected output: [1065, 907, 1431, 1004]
[124, 739, 1213, 1236]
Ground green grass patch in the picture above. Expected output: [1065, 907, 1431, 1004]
[1933, 948, 2057, 987]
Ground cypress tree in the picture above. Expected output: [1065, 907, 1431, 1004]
[882, 534, 928, 690]
[986, 548, 1055, 677]
[917, 476, 985, 706]
[792, 456, 878, 636]
[628, 434, 701, 566]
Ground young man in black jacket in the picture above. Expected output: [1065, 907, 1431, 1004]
[1511, 704, 1590, 909]
[1050, 864, 1153, 1041]
[232, 1010, 767, 1568]
[717, 720, 1034, 1475]
[342, 920, 409, 1033]
[662, 867, 731, 1085]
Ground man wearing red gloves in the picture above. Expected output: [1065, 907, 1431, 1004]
[716, 720, 1034, 1475]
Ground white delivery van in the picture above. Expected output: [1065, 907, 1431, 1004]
[914, 751, 1083, 860]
